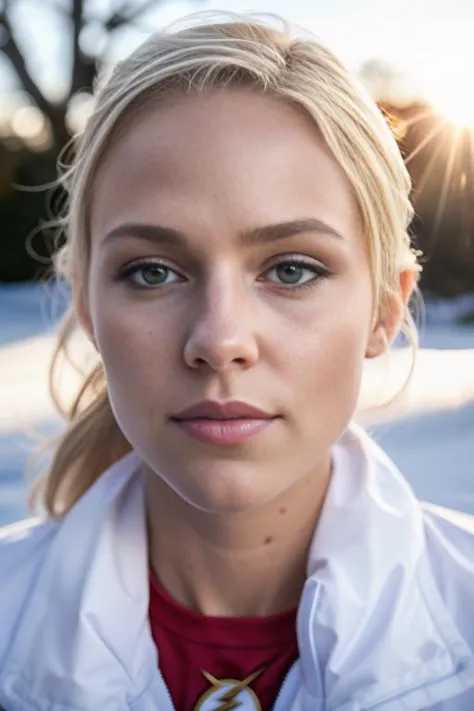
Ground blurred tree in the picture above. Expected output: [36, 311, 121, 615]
[0, 0, 168, 152]
[0, 0, 192, 282]
[1, 16, 473, 294]
[381, 101, 474, 297]
[0, 139, 57, 281]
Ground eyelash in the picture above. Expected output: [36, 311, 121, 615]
[117, 256, 330, 291]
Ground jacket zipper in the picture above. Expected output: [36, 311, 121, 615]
[272, 661, 300, 711]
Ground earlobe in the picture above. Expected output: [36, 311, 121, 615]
[365, 291, 403, 360]
[365, 325, 389, 359]
[365, 267, 416, 360]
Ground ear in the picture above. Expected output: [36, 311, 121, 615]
[365, 269, 416, 359]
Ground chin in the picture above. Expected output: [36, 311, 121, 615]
[178, 471, 277, 515]
[144, 450, 286, 515]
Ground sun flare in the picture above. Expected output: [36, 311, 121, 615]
[417, 43, 474, 128]
[429, 85, 474, 128]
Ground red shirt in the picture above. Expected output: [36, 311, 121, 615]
[149, 571, 299, 711]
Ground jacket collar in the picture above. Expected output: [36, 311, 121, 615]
[0, 452, 157, 711]
[298, 425, 474, 709]
[1, 424, 474, 711]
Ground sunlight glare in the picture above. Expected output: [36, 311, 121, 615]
[418, 41, 474, 128]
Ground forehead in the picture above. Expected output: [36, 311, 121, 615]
[90, 89, 361, 246]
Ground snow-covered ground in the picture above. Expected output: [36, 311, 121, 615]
[1, 282, 474, 524]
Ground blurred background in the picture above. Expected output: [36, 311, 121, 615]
[1, 0, 474, 525]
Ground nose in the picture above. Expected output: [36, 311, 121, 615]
[183, 276, 259, 372]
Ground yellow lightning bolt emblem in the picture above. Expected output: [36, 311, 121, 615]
[197, 669, 263, 711]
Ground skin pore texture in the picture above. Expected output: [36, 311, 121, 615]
[79, 89, 410, 617]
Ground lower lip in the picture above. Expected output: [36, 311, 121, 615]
[173, 418, 276, 445]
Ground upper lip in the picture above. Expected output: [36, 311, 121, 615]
[172, 400, 275, 420]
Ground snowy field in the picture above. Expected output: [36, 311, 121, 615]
[1, 282, 474, 525]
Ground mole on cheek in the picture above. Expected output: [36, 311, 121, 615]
[279, 507, 287, 515]
[264, 536, 273, 545]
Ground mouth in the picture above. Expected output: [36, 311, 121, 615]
[170, 400, 279, 445]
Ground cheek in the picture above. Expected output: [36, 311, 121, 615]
[89, 290, 178, 409]
[279, 283, 372, 416]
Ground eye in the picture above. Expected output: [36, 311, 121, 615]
[118, 260, 184, 289]
[264, 259, 328, 288]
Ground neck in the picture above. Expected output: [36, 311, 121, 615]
[145, 459, 331, 617]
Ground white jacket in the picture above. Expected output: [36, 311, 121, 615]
[1, 424, 474, 711]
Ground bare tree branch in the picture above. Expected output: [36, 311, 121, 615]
[70, 0, 95, 96]
[104, 0, 161, 31]
[0, 0, 166, 149]
[72, 0, 83, 67]
[0, 4, 71, 148]
[102, 0, 133, 31]
[0, 9, 54, 120]
[112, 0, 135, 16]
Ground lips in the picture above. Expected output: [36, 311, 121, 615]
[171, 400, 278, 445]
[173, 400, 274, 421]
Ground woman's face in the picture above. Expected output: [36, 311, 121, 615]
[82, 89, 381, 513]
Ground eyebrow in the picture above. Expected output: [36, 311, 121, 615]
[101, 218, 346, 248]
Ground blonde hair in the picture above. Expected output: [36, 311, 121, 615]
[32, 11, 421, 517]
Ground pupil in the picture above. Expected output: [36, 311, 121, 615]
[144, 266, 167, 284]
[277, 263, 302, 284]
